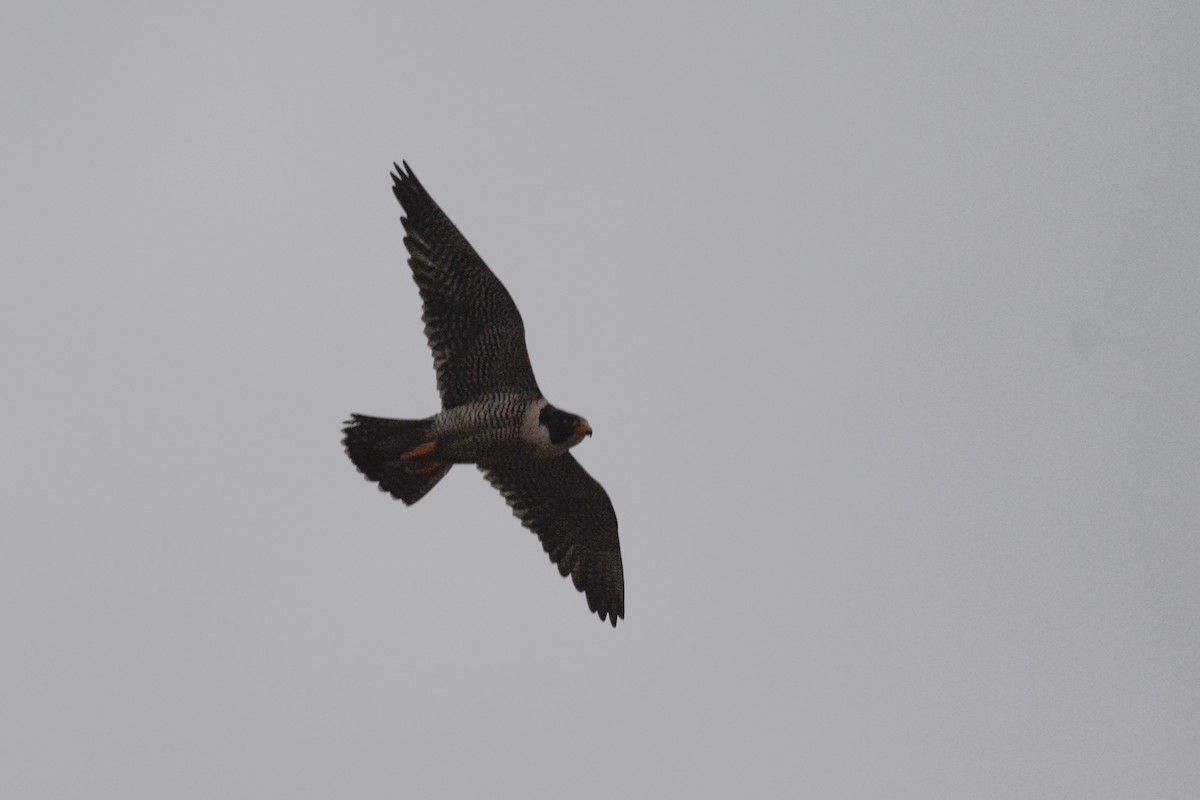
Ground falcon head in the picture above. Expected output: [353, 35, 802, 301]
[538, 404, 592, 450]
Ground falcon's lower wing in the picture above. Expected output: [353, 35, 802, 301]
[480, 455, 624, 626]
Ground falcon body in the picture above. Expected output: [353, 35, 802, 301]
[343, 163, 624, 626]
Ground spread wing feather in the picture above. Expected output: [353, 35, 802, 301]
[391, 163, 541, 409]
[480, 455, 624, 626]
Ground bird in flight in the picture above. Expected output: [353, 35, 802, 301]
[343, 162, 624, 626]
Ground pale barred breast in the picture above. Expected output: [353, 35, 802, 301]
[430, 394, 542, 462]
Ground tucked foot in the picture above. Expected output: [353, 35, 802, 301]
[404, 460, 448, 476]
[399, 440, 438, 461]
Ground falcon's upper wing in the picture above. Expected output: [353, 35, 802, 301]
[391, 163, 541, 409]
[480, 455, 624, 626]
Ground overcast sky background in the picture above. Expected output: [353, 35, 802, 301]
[3, 3, 1199, 798]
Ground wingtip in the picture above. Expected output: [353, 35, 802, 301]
[598, 606, 623, 628]
[390, 160, 428, 209]
[593, 599, 624, 628]
[391, 160, 415, 180]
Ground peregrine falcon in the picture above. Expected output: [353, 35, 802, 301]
[342, 162, 624, 626]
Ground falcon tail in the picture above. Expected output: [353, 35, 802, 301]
[342, 414, 451, 505]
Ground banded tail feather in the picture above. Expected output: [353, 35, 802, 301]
[342, 414, 450, 505]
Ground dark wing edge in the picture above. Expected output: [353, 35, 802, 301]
[480, 455, 624, 627]
[389, 162, 540, 408]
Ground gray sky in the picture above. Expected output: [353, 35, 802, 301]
[3, 3, 1198, 798]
